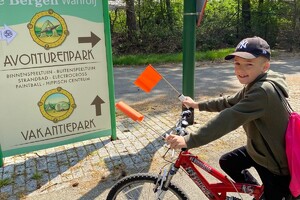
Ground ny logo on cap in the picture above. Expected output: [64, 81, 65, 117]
[237, 39, 248, 50]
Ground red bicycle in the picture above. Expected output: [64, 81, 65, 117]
[106, 110, 264, 200]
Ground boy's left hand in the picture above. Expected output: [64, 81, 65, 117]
[182, 96, 198, 109]
[165, 134, 187, 149]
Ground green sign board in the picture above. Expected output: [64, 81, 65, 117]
[0, 0, 116, 165]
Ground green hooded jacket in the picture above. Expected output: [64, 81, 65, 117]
[184, 70, 290, 175]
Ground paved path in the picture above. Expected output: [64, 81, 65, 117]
[1, 56, 299, 200]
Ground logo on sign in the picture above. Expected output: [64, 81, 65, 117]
[0, 25, 17, 44]
[38, 87, 76, 123]
[27, 9, 69, 50]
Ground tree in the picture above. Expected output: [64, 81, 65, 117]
[166, 0, 174, 28]
[125, 0, 137, 41]
[241, 0, 251, 37]
[291, 0, 300, 50]
[109, 0, 299, 55]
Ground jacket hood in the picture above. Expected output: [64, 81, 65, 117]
[259, 70, 289, 98]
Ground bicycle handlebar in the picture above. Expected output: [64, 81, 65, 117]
[163, 110, 191, 138]
[176, 110, 192, 135]
[162, 110, 192, 151]
[173, 110, 192, 151]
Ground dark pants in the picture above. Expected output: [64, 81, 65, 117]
[219, 146, 291, 200]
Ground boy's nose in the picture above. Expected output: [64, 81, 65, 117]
[235, 65, 246, 72]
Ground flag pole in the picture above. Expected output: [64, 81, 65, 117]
[149, 65, 181, 95]
[161, 76, 181, 96]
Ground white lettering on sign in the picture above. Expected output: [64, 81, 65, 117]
[9, 0, 59, 7]
[8, 0, 97, 7]
[62, 0, 97, 7]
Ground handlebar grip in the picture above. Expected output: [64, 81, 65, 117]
[179, 129, 188, 136]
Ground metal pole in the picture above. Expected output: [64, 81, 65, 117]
[182, 0, 196, 124]
[0, 145, 3, 167]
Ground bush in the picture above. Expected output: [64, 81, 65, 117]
[110, 0, 300, 56]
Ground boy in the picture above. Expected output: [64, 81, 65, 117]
[166, 36, 291, 200]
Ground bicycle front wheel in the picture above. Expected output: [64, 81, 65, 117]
[106, 173, 188, 200]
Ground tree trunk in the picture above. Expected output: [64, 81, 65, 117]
[126, 0, 137, 41]
[292, 0, 299, 51]
[166, 0, 173, 28]
[257, 0, 265, 37]
[241, 0, 251, 37]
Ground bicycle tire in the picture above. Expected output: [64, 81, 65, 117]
[106, 173, 188, 200]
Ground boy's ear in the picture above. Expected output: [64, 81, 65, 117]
[263, 61, 270, 72]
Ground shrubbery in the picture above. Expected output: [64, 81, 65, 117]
[110, 0, 300, 55]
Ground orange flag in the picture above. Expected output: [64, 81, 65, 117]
[115, 101, 144, 122]
[134, 64, 162, 93]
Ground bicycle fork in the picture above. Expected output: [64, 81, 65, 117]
[154, 163, 179, 199]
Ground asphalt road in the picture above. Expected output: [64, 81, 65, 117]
[114, 55, 300, 106]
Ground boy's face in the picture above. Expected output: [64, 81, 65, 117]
[233, 56, 270, 85]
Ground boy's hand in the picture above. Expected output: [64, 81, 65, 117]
[182, 96, 198, 109]
[165, 135, 187, 149]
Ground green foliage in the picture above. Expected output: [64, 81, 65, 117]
[248, 0, 290, 46]
[110, 0, 299, 57]
[196, 0, 238, 50]
[113, 48, 234, 65]
[110, 9, 127, 34]
[110, 0, 183, 55]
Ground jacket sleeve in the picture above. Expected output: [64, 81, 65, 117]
[198, 89, 245, 112]
[185, 87, 267, 149]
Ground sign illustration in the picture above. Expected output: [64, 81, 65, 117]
[27, 9, 69, 49]
[38, 87, 76, 123]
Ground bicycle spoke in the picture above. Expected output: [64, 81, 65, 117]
[118, 182, 153, 199]
[112, 179, 184, 199]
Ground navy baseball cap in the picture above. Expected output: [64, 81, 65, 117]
[225, 36, 271, 60]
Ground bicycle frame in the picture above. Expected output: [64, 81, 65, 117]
[173, 150, 264, 200]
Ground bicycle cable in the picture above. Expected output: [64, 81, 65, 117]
[227, 176, 244, 200]
[138, 114, 176, 140]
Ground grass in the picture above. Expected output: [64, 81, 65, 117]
[0, 178, 12, 188]
[195, 48, 234, 61]
[113, 48, 235, 66]
[31, 172, 42, 180]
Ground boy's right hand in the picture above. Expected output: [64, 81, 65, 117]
[182, 96, 198, 109]
[165, 134, 187, 149]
